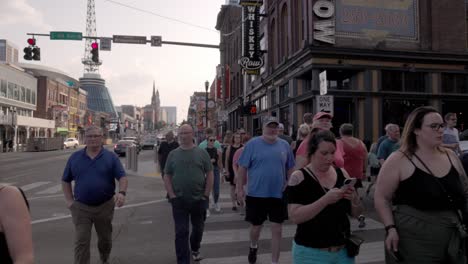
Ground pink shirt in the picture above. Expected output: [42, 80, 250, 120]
[296, 137, 344, 168]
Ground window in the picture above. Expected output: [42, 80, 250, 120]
[0, 79, 6, 97]
[20, 87, 26, 102]
[279, 83, 289, 102]
[270, 19, 277, 69]
[26, 88, 31, 103]
[271, 89, 277, 106]
[13, 84, 19, 100]
[7, 82, 14, 99]
[442, 73, 468, 94]
[32, 91, 36, 104]
[326, 70, 355, 90]
[382, 71, 427, 92]
[280, 4, 288, 63]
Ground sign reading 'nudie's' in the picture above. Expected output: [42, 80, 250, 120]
[239, 0, 264, 75]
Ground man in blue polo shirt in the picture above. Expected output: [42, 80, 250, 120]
[236, 116, 295, 264]
[62, 126, 128, 264]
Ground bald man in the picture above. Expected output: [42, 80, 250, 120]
[164, 124, 214, 263]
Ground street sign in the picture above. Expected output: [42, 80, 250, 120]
[151, 36, 162, 47]
[100, 38, 112, 51]
[316, 95, 334, 116]
[112, 35, 147, 44]
[319, 70, 327, 95]
[50, 31, 82, 40]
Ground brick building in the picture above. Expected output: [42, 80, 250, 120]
[217, 0, 468, 141]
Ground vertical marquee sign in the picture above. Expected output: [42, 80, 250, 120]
[239, 0, 264, 75]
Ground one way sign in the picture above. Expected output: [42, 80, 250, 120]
[316, 95, 334, 116]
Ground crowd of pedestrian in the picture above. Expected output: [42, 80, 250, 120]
[4, 106, 468, 264]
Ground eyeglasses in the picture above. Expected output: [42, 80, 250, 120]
[426, 123, 446, 131]
[209, 139, 215, 142]
[450, 119, 457, 121]
[86, 135, 101, 138]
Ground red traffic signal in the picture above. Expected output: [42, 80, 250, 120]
[250, 104, 257, 115]
[91, 42, 98, 49]
[91, 42, 99, 63]
[27, 38, 36, 46]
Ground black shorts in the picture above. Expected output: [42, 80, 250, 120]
[245, 196, 288, 225]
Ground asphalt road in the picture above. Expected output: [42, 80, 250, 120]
[0, 147, 385, 264]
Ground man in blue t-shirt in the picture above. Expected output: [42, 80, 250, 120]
[377, 124, 400, 165]
[62, 126, 127, 264]
[237, 116, 295, 264]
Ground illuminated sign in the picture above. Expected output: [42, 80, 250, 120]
[239, 0, 264, 75]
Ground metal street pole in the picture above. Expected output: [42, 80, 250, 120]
[205, 81, 209, 127]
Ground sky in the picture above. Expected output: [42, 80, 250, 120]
[0, 0, 227, 123]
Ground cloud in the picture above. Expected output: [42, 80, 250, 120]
[0, 0, 51, 30]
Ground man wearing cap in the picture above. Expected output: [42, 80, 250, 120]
[294, 111, 345, 169]
[278, 123, 293, 145]
[236, 117, 295, 264]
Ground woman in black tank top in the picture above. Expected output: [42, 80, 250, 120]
[0, 185, 33, 263]
[375, 106, 468, 264]
[287, 131, 363, 263]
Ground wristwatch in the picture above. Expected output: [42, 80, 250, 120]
[119, 191, 127, 196]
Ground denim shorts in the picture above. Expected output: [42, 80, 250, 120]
[292, 241, 355, 264]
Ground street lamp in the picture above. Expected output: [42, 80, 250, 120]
[205, 80, 209, 127]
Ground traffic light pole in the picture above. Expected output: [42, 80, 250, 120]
[26, 33, 219, 49]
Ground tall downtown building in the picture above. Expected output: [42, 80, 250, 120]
[79, 73, 117, 118]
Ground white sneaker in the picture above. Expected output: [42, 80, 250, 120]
[215, 203, 221, 212]
[206, 209, 210, 218]
[210, 202, 215, 209]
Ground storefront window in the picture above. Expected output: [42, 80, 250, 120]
[0, 79, 6, 97]
[326, 70, 356, 90]
[382, 71, 403, 91]
[442, 73, 468, 94]
[382, 71, 427, 92]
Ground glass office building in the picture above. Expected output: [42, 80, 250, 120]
[79, 73, 117, 118]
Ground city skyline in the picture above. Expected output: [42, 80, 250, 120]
[1, 0, 225, 123]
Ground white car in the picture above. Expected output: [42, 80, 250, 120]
[64, 138, 79, 149]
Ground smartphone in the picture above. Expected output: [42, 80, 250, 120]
[342, 178, 357, 189]
[389, 250, 404, 262]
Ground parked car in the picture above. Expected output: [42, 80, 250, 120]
[122, 136, 141, 150]
[63, 138, 79, 149]
[114, 140, 140, 156]
[141, 139, 157, 150]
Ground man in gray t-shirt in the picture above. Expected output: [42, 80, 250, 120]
[442, 112, 461, 153]
[164, 124, 213, 263]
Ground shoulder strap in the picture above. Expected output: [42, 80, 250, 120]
[399, 151, 418, 168]
[445, 151, 454, 167]
[412, 153, 435, 176]
[302, 167, 327, 194]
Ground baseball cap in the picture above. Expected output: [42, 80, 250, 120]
[263, 116, 279, 126]
[313, 112, 333, 121]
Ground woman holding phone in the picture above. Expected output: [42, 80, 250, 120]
[375, 106, 468, 263]
[287, 130, 363, 263]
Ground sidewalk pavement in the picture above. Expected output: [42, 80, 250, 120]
[125, 159, 161, 178]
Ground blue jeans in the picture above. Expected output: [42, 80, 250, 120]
[171, 198, 207, 264]
[292, 241, 355, 264]
[212, 167, 220, 204]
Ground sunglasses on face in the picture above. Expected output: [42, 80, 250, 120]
[209, 139, 215, 142]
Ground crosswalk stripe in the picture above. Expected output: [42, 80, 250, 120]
[21, 181, 51, 191]
[36, 184, 62, 195]
[202, 217, 382, 245]
[202, 241, 384, 264]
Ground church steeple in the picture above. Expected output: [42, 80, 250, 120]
[151, 80, 156, 106]
[155, 89, 160, 108]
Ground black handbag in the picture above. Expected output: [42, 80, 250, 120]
[345, 233, 365, 257]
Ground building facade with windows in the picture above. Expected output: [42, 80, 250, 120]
[217, 0, 468, 141]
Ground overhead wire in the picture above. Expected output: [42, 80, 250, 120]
[101, 0, 219, 33]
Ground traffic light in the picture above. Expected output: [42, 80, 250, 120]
[23, 47, 33, 60]
[91, 42, 99, 63]
[249, 104, 257, 115]
[242, 103, 257, 115]
[24, 38, 40, 61]
[32, 47, 40, 61]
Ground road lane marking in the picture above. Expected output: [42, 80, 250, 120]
[21, 181, 51, 191]
[31, 198, 167, 224]
[202, 241, 384, 264]
[36, 184, 62, 195]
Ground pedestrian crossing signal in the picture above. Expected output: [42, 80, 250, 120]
[250, 104, 257, 115]
[32, 47, 40, 61]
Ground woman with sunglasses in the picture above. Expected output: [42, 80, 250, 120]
[204, 136, 224, 215]
[375, 106, 468, 263]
